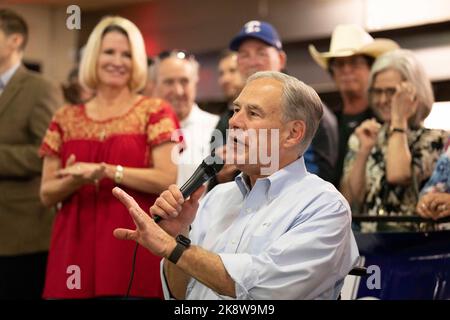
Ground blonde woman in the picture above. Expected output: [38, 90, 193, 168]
[40, 17, 179, 298]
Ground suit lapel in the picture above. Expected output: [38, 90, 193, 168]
[0, 66, 28, 119]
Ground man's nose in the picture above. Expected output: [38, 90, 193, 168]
[222, 73, 232, 83]
[219, 76, 229, 86]
[340, 63, 354, 73]
[249, 56, 262, 66]
[229, 110, 243, 129]
[174, 82, 184, 96]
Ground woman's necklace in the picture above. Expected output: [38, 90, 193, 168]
[89, 95, 139, 141]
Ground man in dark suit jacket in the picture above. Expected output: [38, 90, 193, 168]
[208, 50, 244, 192]
[0, 9, 62, 299]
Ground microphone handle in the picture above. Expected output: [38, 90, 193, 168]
[153, 169, 210, 224]
[180, 179, 205, 198]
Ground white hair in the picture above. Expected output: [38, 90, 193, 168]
[247, 71, 323, 151]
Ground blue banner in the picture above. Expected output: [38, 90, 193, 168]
[354, 230, 450, 299]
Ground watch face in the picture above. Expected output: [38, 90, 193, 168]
[177, 235, 191, 247]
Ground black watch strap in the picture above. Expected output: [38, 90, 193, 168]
[168, 235, 191, 264]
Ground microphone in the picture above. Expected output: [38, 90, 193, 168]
[153, 155, 224, 223]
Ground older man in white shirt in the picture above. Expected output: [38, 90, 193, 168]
[113, 71, 359, 300]
[150, 51, 219, 186]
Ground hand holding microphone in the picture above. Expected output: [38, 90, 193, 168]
[113, 155, 224, 237]
[147, 184, 205, 237]
[152, 155, 224, 223]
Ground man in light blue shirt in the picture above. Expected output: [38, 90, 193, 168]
[0, 61, 20, 95]
[113, 71, 359, 300]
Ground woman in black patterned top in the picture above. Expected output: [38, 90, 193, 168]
[340, 49, 447, 232]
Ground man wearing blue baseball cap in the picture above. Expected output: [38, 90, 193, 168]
[229, 20, 287, 81]
[210, 20, 338, 185]
[208, 20, 289, 190]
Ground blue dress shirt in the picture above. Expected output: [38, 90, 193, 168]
[161, 157, 359, 299]
[0, 62, 21, 94]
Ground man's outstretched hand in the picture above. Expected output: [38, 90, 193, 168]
[112, 187, 174, 257]
[112, 184, 205, 254]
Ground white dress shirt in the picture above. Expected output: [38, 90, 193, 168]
[161, 157, 360, 300]
[176, 104, 219, 186]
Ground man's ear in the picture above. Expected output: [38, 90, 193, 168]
[278, 50, 287, 71]
[7, 33, 25, 51]
[283, 120, 306, 148]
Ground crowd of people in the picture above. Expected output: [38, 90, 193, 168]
[0, 7, 448, 300]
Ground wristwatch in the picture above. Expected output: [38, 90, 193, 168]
[167, 235, 191, 264]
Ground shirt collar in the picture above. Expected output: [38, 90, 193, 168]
[0, 62, 21, 88]
[180, 103, 200, 128]
[234, 156, 308, 200]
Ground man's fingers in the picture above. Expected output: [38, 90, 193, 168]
[153, 197, 179, 218]
[112, 187, 151, 227]
[128, 207, 152, 231]
[161, 189, 183, 209]
[113, 228, 137, 241]
[112, 187, 140, 211]
[149, 205, 169, 220]
[168, 184, 184, 205]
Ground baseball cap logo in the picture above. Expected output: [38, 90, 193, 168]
[229, 20, 282, 51]
[245, 20, 261, 34]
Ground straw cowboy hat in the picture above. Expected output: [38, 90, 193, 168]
[309, 24, 399, 69]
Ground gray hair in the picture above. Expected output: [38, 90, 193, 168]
[369, 49, 434, 128]
[148, 51, 199, 82]
[247, 71, 323, 152]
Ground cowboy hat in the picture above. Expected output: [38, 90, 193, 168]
[309, 24, 399, 69]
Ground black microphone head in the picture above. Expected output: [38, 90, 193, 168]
[202, 155, 225, 175]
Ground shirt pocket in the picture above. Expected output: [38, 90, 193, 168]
[247, 219, 273, 254]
